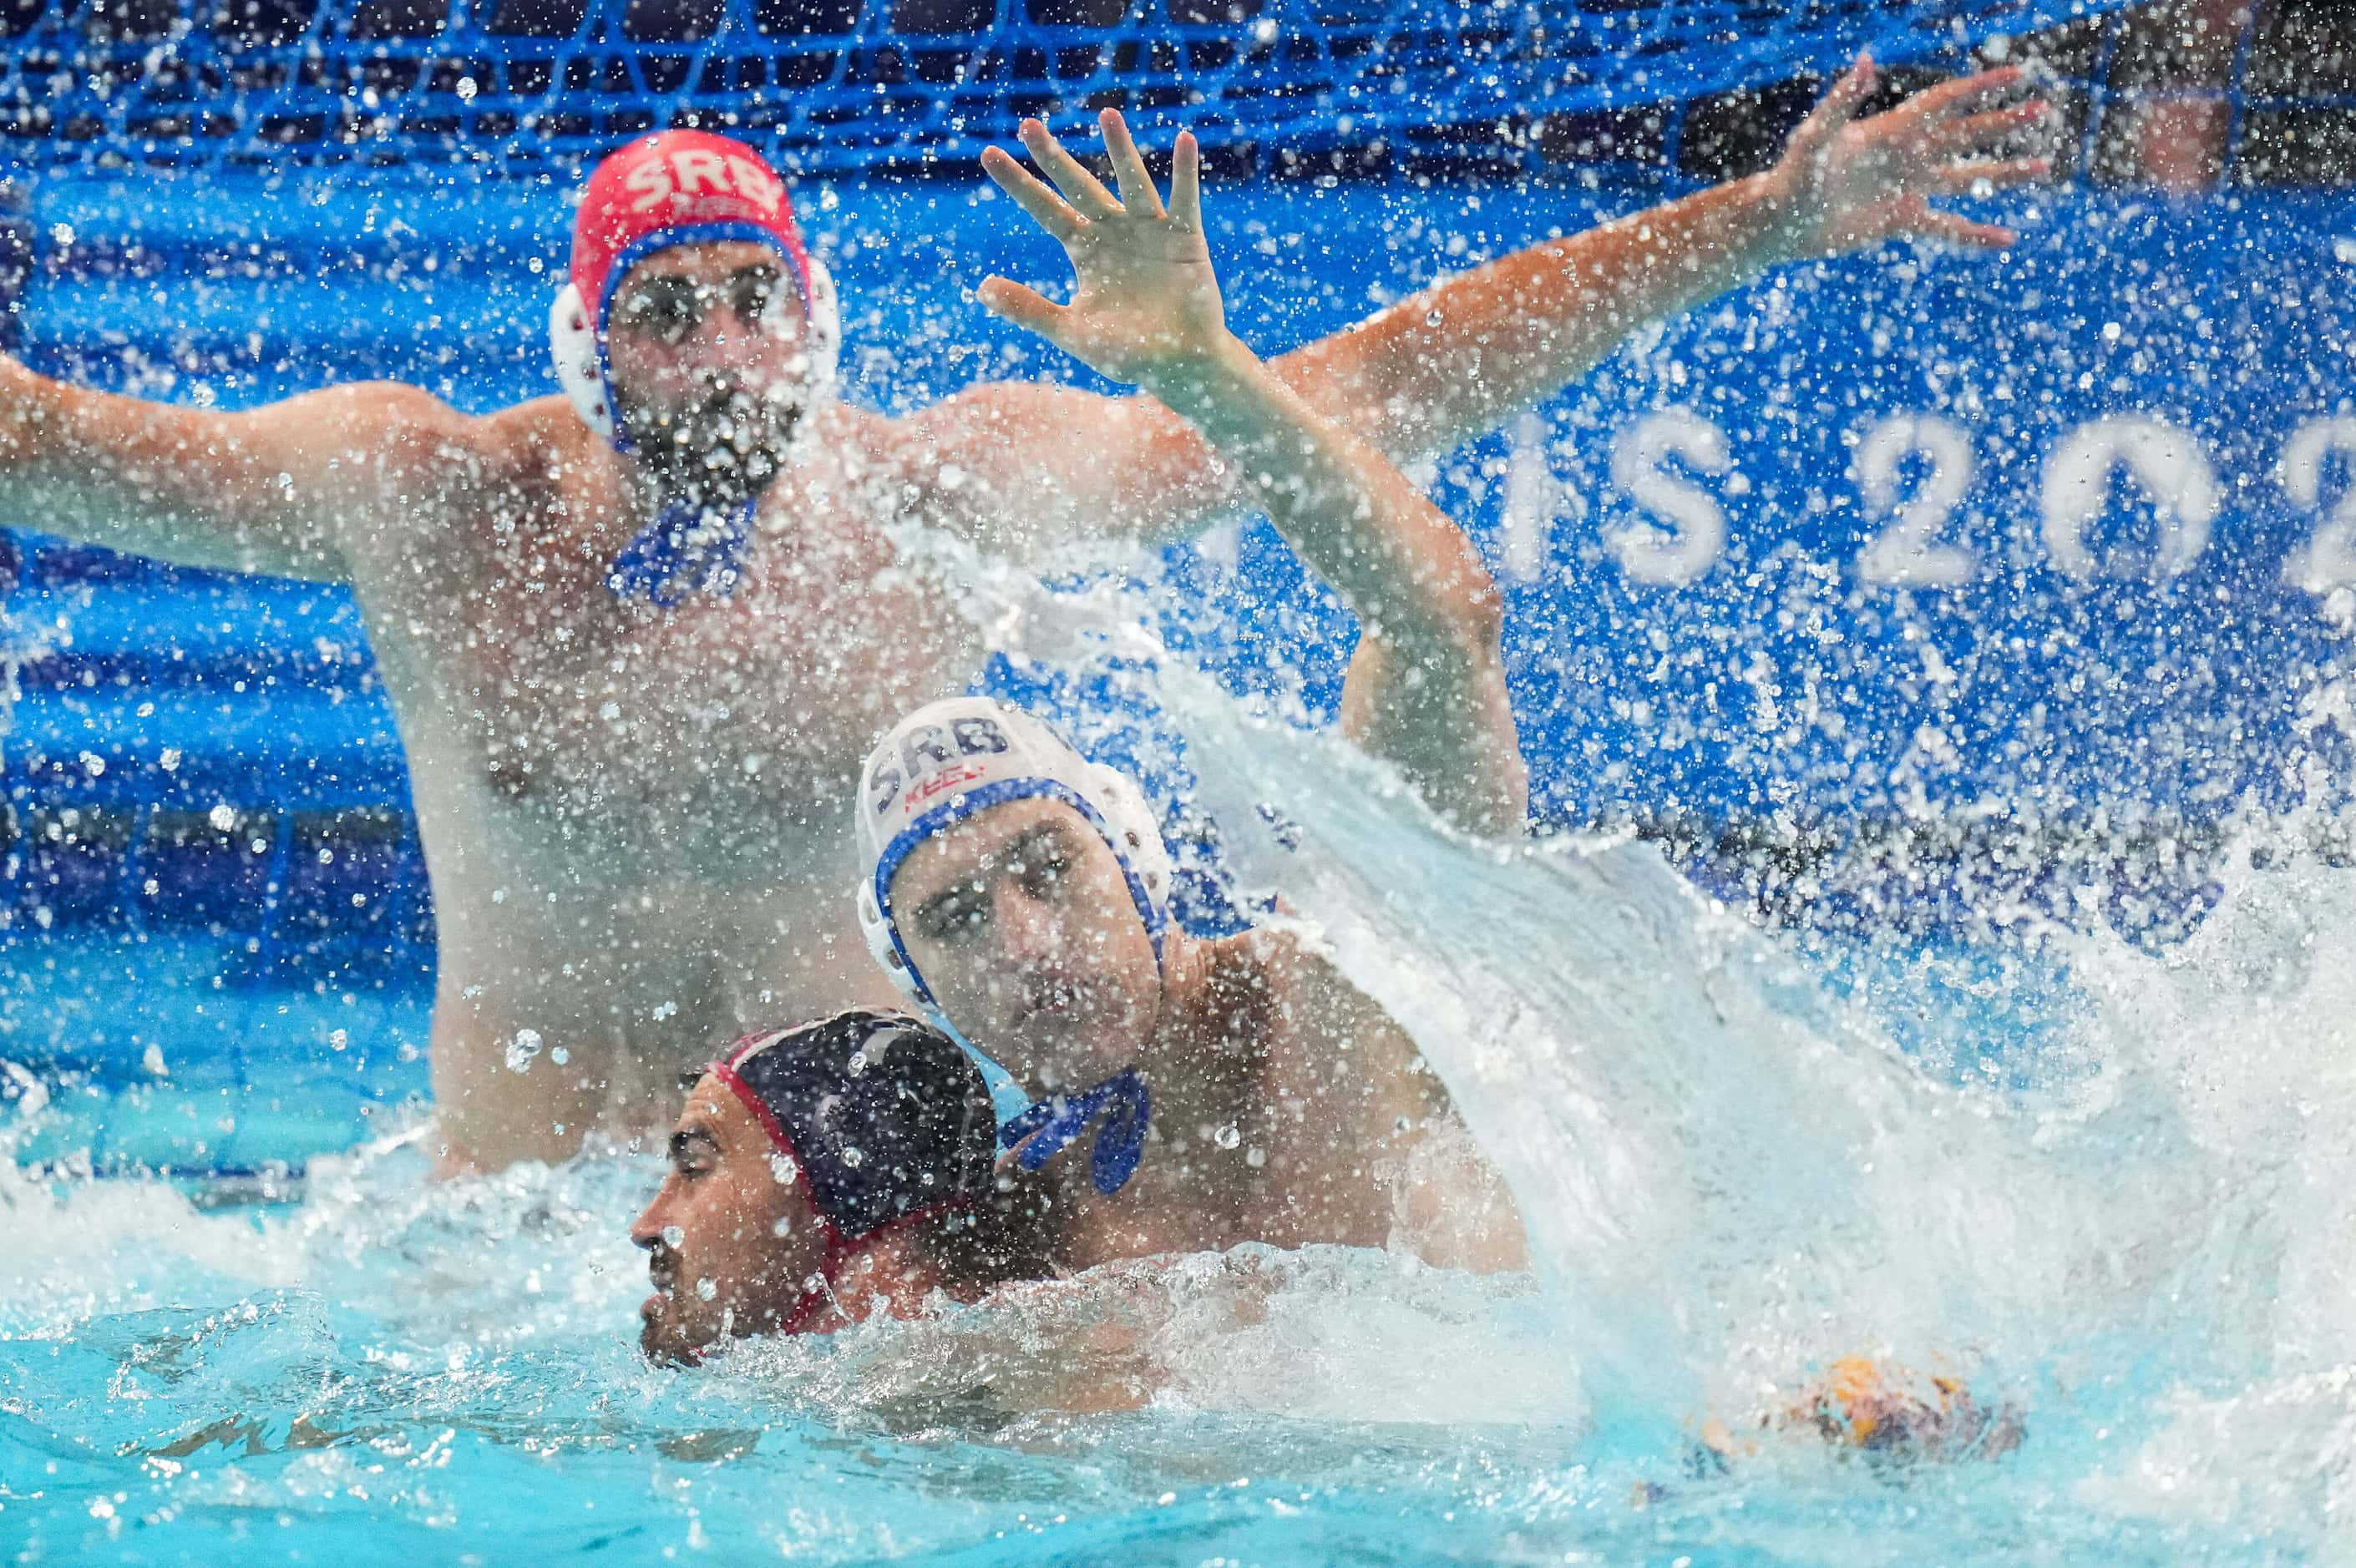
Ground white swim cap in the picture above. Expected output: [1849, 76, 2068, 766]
[854, 696, 1173, 1012]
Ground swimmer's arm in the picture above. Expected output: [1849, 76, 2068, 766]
[0, 359, 476, 579]
[912, 65, 2050, 554]
[1279, 943, 1530, 1274]
[1274, 60, 2051, 462]
[1143, 332, 1528, 835]
[970, 113, 1526, 831]
[894, 378, 1243, 556]
[1264, 175, 1807, 463]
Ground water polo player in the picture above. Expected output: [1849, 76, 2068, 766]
[852, 114, 1568, 1272]
[0, 68, 2045, 1172]
[631, 1009, 1049, 1363]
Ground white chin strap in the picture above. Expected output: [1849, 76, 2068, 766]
[548, 255, 841, 453]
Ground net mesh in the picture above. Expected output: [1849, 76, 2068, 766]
[3, 0, 2135, 175]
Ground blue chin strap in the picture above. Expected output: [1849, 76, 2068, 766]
[998, 1069, 1150, 1196]
[871, 776, 1166, 1196]
[605, 493, 757, 605]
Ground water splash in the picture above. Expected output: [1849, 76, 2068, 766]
[8, 541, 2356, 1555]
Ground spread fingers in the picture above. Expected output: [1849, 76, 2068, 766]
[1098, 109, 1166, 219]
[982, 144, 1085, 242]
[1019, 118, 1123, 219]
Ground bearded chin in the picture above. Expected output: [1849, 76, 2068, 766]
[625, 391, 808, 511]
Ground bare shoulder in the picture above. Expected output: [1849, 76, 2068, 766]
[268, 381, 531, 514]
[898, 377, 1128, 444]
[813, 397, 923, 474]
[1234, 927, 1360, 1016]
[888, 377, 1153, 485]
[471, 393, 596, 478]
[1235, 927, 1447, 1105]
[1218, 928, 1391, 1050]
[460, 396, 644, 530]
[280, 379, 488, 455]
[864, 377, 1217, 553]
[317, 392, 586, 576]
[835, 387, 1096, 538]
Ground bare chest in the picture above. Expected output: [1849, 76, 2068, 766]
[390, 508, 981, 847]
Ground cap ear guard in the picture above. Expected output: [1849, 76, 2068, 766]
[550, 282, 612, 444]
[547, 255, 842, 455]
[1086, 761, 1173, 912]
[857, 878, 931, 1009]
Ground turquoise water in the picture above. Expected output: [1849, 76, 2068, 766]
[5, 154, 2355, 1562]
[0, 1126, 2299, 1565]
[10, 680, 2356, 1562]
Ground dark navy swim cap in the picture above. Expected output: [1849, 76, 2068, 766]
[709, 1009, 996, 1243]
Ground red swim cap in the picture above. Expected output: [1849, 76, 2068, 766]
[569, 130, 816, 336]
[552, 129, 839, 452]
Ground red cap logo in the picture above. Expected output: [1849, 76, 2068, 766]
[569, 130, 815, 335]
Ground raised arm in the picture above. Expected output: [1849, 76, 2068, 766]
[1292, 55, 2054, 459]
[0, 353, 480, 580]
[976, 113, 1526, 834]
[912, 56, 2048, 552]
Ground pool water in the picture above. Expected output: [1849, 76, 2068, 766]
[0, 1129, 2309, 1566]
[9, 670, 2356, 1565]
[2, 933, 427, 1179]
[3, 138, 2354, 1566]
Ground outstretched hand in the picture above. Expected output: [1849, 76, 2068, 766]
[1767, 53, 2055, 257]
[977, 111, 1229, 387]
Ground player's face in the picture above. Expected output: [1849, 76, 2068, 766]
[889, 796, 1162, 1083]
[629, 1075, 829, 1363]
[604, 240, 823, 490]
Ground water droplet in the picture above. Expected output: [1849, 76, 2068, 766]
[661, 1225, 685, 1248]
[695, 1277, 717, 1302]
[1213, 1123, 1241, 1150]
[771, 1216, 793, 1237]
[504, 1029, 543, 1072]
[769, 1152, 799, 1186]
[840, 1146, 864, 1168]
[550, 1045, 570, 1066]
